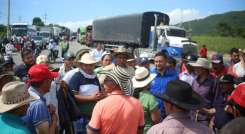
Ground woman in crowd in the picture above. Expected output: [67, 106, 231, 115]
[133, 67, 162, 134]
[94, 50, 112, 76]
[5, 40, 15, 58]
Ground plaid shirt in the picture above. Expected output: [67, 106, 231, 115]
[179, 70, 197, 85]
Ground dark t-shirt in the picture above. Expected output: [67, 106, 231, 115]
[13, 63, 30, 83]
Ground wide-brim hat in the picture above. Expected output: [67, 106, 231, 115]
[75, 46, 90, 60]
[73, 53, 101, 67]
[0, 82, 40, 113]
[132, 67, 156, 88]
[215, 73, 234, 83]
[98, 66, 133, 97]
[233, 75, 245, 85]
[110, 46, 134, 59]
[153, 80, 204, 110]
[36, 55, 59, 72]
[187, 58, 215, 72]
[239, 49, 245, 56]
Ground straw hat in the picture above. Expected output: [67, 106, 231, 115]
[110, 46, 134, 59]
[75, 46, 90, 60]
[239, 49, 245, 56]
[187, 58, 215, 72]
[0, 82, 40, 113]
[132, 67, 156, 88]
[73, 53, 102, 67]
[36, 55, 59, 72]
[98, 66, 133, 97]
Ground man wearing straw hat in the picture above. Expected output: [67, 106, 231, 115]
[69, 53, 104, 134]
[0, 82, 40, 134]
[233, 49, 245, 77]
[188, 58, 220, 126]
[87, 66, 145, 134]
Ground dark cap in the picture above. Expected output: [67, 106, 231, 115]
[185, 54, 197, 63]
[233, 75, 245, 85]
[182, 50, 193, 58]
[202, 44, 206, 47]
[214, 73, 234, 83]
[0, 55, 15, 66]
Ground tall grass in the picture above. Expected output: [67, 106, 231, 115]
[191, 36, 245, 54]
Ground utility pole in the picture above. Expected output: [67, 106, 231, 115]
[44, 11, 48, 26]
[18, 15, 21, 22]
[7, 0, 10, 38]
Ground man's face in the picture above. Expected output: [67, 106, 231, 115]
[79, 51, 89, 60]
[186, 64, 195, 73]
[231, 52, 239, 64]
[43, 78, 53, 92]
[0, 75, 12, 91]
[154, 56, 167, 71]
[22, 53, 35, 67]
[3, 63, 14, 71]
[64, 58, 74, 68]
[96, 44, 102, 51]
[20, 103, 30, 116]
[166, 63, 176, 71]
[220, 82, 234, 94]
[81, 63, 95, 74]
[127, 60, 135, 68]
[104, 76, 116, 94]
[139, 62, 150, 70]
[115, 54, 127, 67]
[195, 67, 207, 76]
[212, 62, 223, 73]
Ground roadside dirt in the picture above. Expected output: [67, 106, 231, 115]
[207, 51, 230, 62]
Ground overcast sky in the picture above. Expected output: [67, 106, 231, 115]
[0, 0, 244, 31]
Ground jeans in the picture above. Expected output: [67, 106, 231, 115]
[20, 43, 24, 51]
[62, 49, 67, 58]
[73, 121, 88, 134]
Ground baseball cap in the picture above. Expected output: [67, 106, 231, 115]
[0, 55, 15, 66]
[227, 83, 245, 107]
[182, 50, 193, 58]
[28, 64, 58, 82]
[212, 54, 223, 63]
[185, 54, 197, 63]
[139, 57, 149, 64]
[64, 52, 75, 59]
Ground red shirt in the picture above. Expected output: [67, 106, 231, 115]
[181, 62, 186, 73]
[200, 48, 207, 57]
[210, 65, 238, 78]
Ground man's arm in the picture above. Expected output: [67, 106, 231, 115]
[137, 129, 144, 134]
[74, 91, 98, 103]
[35, 113, 57, 134]
[87, 129, 98, 134]
[197, 108, 216, 115]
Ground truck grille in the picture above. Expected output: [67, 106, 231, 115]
[182, 44, 197, 55]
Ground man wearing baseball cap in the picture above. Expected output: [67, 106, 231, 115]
[21, 64, 58, 134]
[210, 53, 237, 77]
[0, 82, 40, 134]
[0, 55, 20, 82]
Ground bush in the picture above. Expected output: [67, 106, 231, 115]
[241, 32, 245, 38]
[195, 33, 200, 36]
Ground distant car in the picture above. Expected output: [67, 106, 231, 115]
[31, 36, 46, 49]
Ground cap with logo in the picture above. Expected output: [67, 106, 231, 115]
[64, 52, 75, 59]
[139, 57, 149, 65]
[0, 55, 15, 66]
[212, 54, 223, 63]
[28, 64, 58, 82]
[185, 54, 197, 63]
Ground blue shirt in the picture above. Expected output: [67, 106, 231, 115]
[149, 67, 178, 117]
[0, 113, 31, 134]
[213, 92, 234, 129]
[22, 88, 51, 134]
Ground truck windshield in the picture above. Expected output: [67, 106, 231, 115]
[40, 33, 50, 37]
[12, 28, 27, 36]
[88, 34, 92, 40]
[167, 29, 185, 38]
[32, 37, 42, 40]
[81, 32, 85, 35]
[72, 33, 77, 36]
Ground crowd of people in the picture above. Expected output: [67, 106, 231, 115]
[0, 42, 245, 134]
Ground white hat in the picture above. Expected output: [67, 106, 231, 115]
[73, 53, 101, 67]
[188, 58, 215, 72]
[132, 67, 156, 88]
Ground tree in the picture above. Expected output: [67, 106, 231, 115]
[184, 25, 189, 30]
[232, 25, 245, 36]
[47, 23, 53, 27]
[216, 21, 232, 37]
[53, 24, 60, 27]
[32, 17, 44, 26]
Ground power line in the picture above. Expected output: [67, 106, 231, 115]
[18, 15, 21, 22]
[43, 11, 48, 26]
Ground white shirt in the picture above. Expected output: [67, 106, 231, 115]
[62, 68, 79, 85]
[233, 60, 245, 77]
[21, 38, 24, 44]
[91, 49, 102, 61]
[48, 42, 56, 50]
[6, 43, 14, 53]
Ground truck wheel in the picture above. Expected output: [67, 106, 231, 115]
[133, 48, 139, 58]
[127, 47, 134, 54]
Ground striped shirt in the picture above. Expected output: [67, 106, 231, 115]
[22, 88, 51, 134]
[179, 70, 197, 85]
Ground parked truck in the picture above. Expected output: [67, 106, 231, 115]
[85, 25, 93, 46]
[59, 26, 71, 40]
[77, 27, 86, 43]
[53, 27, 59, 37]
[92, 12, 197, 59]
[27, 25, 37, 39]
[39, 26, 54, 45]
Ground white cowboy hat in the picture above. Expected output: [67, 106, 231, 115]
[132, 67, 156, 88]
[110, 46, 134, 59]
[73, 53, 101, 67]
[98, 66, 133, 97]
[0, 82, 40, 113]
[238, 49, 245, 56]
[187, 58, 215, 72]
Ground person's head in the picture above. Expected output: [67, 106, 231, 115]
[75, 46, 90, 61]
[0, 67, 14, 91]
[4, 36, 7, 39]
[114, 47, 118, 53]
[28, 64, 58, 93]
[132, 67, 156, 99]
[154, 51, 168, 71]
[21, 49, 35, 67]
[188, 58, 215, 76]
[230, 48, 239, 64]
[214, 74, 235, 94]
[110, 46, 133, 67]
[74, 53, 100, 74]
[138, 57, 150, 71]
[167, 57, 176, 71]
[154, 80, 204, 115]
[127, 59, 135, 69]
[0, 55, 15, 71]
[101, 51, 112, 67]
[63, 52, 75, 68]
[238, 49, 245, 61]
[95, 43, 102, 51]
[202, 44, 206, 48]
[31, 39, 34, 43]
[220, 117, 245, 134]
[211, 53, 224, 73]
[21, 35, 23, 38]
[185, 55, 197, 73]
[227, 83, 245, 118]
[181, 50, 192, 62]
[9, 40, 13, 44]
[0, 82, 39, 117]
[99, 66, 133, 97]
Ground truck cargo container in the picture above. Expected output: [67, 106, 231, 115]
[39, 26, 54, 45]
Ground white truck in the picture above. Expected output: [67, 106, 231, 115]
[39, 26, 54, 45]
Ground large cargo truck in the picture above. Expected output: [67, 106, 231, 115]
[77, 27, 86, 43]
[59, 26, 71, 40]
[39, 26, 54, 45]
[85, 25, 93, 46]
[92, 12, 197, 59]
[53, 27, 59, 37]
[11, 22, 28, 40]
[27, 25, 37, 39]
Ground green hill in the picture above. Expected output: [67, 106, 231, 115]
[178, 10, 245, 35]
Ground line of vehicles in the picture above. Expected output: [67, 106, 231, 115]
[77, 11, 198, 59]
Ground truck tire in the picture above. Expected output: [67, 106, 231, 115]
[127, 47, 134, 54]
[133, 48, 139, 58]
